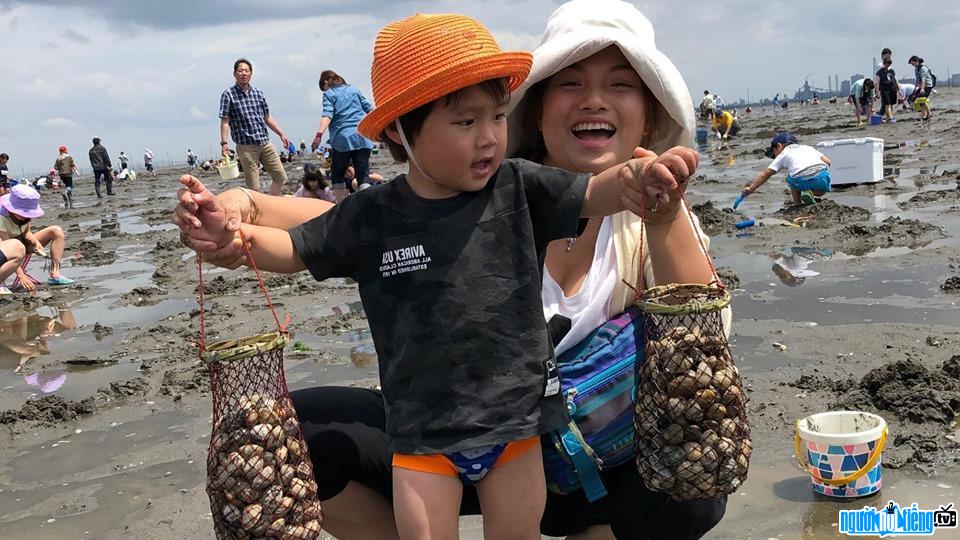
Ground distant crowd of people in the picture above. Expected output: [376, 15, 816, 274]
[848, 49, 936, 126]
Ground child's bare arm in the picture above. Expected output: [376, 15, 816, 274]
[581, 161, 632, 217]
[744, 169, 776, 193]
[232, 224, 307, 274]
[820, 155, 832, 166]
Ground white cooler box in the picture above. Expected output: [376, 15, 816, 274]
[814, 137, 883, 186]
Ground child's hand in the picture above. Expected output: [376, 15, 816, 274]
[15, 268, 37, 293]
[621, 146, 699, 224]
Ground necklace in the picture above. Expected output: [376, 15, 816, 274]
[565, 218, 591, 252]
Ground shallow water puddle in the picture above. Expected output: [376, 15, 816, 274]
[313, 300, 364, 318]
[721, 259, 956, 327]
[283, 327, 378, 387]
[77, 211, 177, 241]
[0, 362, 143, 411]
[0, 299, 189, 410]
[69, 297, 194, 329]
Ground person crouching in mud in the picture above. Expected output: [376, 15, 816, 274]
[743, 132, 831, 206]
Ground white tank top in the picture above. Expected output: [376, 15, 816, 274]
[542, 216, 619, 356]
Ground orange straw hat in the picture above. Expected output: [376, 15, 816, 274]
[357, 13, 532, 141]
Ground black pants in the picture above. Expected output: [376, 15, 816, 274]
[329, 148, 371, 192]
[93, 169, 113, 197]
[60, 176, 73, 189]
[290, 386, 726, 539]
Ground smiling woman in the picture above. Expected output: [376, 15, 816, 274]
[514, 48, 651, 174]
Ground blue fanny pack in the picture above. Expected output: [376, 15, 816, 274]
[542, 306, 645, 501]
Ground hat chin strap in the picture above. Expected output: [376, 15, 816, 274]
[395, 120, 438, 185]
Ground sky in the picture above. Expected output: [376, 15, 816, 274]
[1, 0, 958, 175]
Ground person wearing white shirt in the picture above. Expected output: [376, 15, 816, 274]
[743, 132, 832, 206]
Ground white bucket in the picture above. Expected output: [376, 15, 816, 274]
[217, 161, 240, 181]
[796, 411, 887, 498]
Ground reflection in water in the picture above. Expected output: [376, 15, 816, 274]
[331, 301, 364, 317]
[24, 371, 67, 393]
[707, 144, 736, 167]
[343, 328, 377, 369]
[0, 305, 77, 372]
[801, 492, 884, 539]
[771, 248, 833, 287]
[350, 344, 378, 368]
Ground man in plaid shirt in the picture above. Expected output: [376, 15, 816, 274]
[219, 58, 290, 195]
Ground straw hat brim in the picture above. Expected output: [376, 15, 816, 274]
[358, 52, 532, 142]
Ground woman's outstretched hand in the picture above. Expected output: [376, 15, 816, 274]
[621, 146, 698, 224]
[172, 175, 247, 268]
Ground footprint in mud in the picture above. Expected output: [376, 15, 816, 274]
[70, 239, 118, 266]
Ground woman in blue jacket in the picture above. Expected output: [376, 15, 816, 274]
[311, 70, 376, 201]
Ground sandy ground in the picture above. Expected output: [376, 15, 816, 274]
[2, 89, 959, 539]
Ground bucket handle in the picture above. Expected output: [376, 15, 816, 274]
[794, 421, 888, 487]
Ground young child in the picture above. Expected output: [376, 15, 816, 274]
[743, 132, 831, 206]
[0, 184, 75, 291]
[875, 58, 899, 123]
[293, 162, 336, 203]
[188, 13, 694, 538]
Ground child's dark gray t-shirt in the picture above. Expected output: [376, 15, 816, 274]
[290, 158, 588, 454]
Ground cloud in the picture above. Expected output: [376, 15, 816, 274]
[189, 106, 209, 120]
[43, 117, 79, 129]
[3, 0, 959, 175]
[60, 27, 89, 43]
[5, 0, 442, 30]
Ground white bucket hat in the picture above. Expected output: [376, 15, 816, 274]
[507, 0, 694, 157]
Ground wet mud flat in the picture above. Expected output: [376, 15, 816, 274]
[1, 90, 960, 539]
[693, 87, 960, 539]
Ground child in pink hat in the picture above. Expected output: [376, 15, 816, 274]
[0, 184, 74, 291]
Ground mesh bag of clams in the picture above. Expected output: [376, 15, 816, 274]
[203, 332, 323, 539]
[634, 282, 751, 500]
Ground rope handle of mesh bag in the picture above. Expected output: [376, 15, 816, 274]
[631, 168, 724, 299]
[794, 422, 888, 486]
[196, 229, 290, 353]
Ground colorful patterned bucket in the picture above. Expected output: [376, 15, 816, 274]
[796, 411, 888, 498]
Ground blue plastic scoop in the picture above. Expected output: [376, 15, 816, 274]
[732, 192, 748, 209]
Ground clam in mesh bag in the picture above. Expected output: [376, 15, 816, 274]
[634, 283, 751, 500]
[630, 192, 751, 500]
[196, 243, 322, 539]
